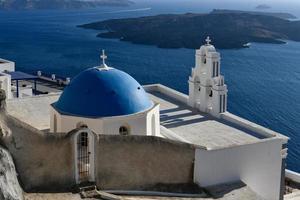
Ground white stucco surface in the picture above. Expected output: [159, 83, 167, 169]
[0, 73, 12, 99]
[194, 138, 283, 200]
[147, 90, 261, 149]
[6, 94, 60, 130]
[50, 103, 160, 136]
[0, 59, 15, 72]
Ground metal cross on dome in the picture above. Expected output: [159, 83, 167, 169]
[100, 49, 107, 65]
[205, 36, 212, 45]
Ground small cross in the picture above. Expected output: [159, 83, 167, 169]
[205, 36, 212, 45]
[100, 49, 107, 65]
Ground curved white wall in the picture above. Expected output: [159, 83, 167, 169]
[50, 104, 160, 136]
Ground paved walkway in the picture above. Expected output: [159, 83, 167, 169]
[25, 182, 264, 200]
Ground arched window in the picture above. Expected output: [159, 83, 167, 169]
[119, 126, 129, 136]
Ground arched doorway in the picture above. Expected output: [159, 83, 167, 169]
[74, 129, 95, 184]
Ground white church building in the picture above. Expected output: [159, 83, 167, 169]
[0, 38, 293, 200]
[50, 51, 160, 136]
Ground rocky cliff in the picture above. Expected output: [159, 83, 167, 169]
[0, 89, 24, 200]
[0, 146, 24, 200]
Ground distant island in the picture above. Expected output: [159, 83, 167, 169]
[256, 4, 271, 10]
[211, 9, 297, 20]
[78, 10, 300, 49]
[0, 0, 134, 10]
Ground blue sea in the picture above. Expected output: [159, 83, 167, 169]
[0, 0, 299, 172]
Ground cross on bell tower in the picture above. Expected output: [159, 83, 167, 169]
[205, 36, 212, 45]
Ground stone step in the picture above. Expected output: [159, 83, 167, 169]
[95, 191, 123, 200]
[78, 183, 98, 198]
[79, 185, 97, 193]
[78, 184, 122, 200]
[81, 190, 98, 198]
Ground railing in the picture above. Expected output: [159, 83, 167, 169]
[36, 71, 71, 85]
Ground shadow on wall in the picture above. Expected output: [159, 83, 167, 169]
[0, 146, 24, 200]
[95, 135, 195, 191]
[0, 112, 75, 192]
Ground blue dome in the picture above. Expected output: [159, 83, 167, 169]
[53, 67, 153, 118]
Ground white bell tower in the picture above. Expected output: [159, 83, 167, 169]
[188, 37, 228, 117]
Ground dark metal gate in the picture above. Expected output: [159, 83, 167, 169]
[77, 132, 90, 183]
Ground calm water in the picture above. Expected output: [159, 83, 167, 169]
[0, 1, 299, 172]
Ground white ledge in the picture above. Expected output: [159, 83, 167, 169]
[286, 169, 300, 183]
[221, 112, 289, 143]
[144, 84, 188, 105]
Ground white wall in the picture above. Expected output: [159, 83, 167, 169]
[50, 105, 160, 136]
[194, 138, 283, 200]
[102, 112, 147, 135]
[18, 87, 33, 98]
[146, 104, 160, 136]
[57, 110, 103, 134]
[0, 59, 15, 72]
[50, 107, 104, 133]
[0, 74, 12, 99]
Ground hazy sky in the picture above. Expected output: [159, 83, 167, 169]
[134, 0, 300, 3]
[134, 0, 300, 7]
[133, 0, 300, 16]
